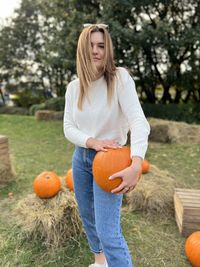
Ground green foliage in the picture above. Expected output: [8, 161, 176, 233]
[45, 97, 65, 111]
[12, 91, 45, 108]
[29, 103, 46, 115]
[142, 103, 200, 124]
[0, 106, 29, 115]
[29, 97, 65, 115]
[100, 0, 200, 103]
[0, 0, 200, 104]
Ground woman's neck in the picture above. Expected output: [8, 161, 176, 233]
[92, 69, 104, 81]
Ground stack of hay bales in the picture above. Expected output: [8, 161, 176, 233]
[148, 118, 200, 144]
[15, 186, 82, 248]
[126, 164, 176, 216]
[35, 110, 63, 121]
[0, 135, 15, 185]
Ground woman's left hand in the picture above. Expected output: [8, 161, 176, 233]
[109, 157, 142, 194]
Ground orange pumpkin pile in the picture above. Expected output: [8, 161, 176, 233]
[185, 231, 200, 267]
[65, 168, 74, 191]
[33, 171, 61, 199]
[92, 146, 132, 192]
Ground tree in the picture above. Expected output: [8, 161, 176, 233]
[100, 0, 200, 103]
[0, 0, 200, 103]
[0, 0, 100, 97]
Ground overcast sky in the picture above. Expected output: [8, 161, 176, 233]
[0, 0, 21, 19]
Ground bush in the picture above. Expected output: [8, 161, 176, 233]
[45, 97, 65, 111]
[142, 103, 200, 124]
[0, 106, 29, 115]
[29, 97, 65, 115]
[12, 91, 45, 109]
[29, 103, 46, 115]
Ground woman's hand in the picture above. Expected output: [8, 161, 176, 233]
[86, 137, 121, 151]
[109, 157, 142, 194]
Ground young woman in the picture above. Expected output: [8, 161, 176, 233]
[63, 23, 150, 267]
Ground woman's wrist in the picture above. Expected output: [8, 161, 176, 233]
[130, 156, 143, 171]
[86, 137, 96, 149]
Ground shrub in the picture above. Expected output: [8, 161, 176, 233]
[12, 91, 45, 109]
[29, 97, 65, 115]
[142, 103, 200, 124]
[0, 106, 29, 115]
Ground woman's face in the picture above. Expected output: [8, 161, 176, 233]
[90, 31, 105, 71]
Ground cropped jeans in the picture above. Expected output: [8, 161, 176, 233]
[72, 146, 133, 267]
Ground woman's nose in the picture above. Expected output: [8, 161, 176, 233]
[92, 45, 98, 54]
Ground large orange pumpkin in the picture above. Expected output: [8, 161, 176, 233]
[33, 171, 61, 199]
[185, 231, 200, 267]
[92, 146, 132, 192]
[65, 168, 74, 191]
[142, 159, 150, 174]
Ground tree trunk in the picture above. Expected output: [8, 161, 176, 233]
[174, 89, 182, 103]
[161, 86, 172, 103]
[0, 88, 5, 104]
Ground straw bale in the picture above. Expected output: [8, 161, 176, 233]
[15, 186, 82, 248]
[126, 164, 176, 216]
[148, 118, 200, 144]
[35, 110, 63, 121]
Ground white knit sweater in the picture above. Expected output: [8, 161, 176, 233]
[63, 67, 150, 159]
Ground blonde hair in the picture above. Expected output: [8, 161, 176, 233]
[76, 24, 116, 110]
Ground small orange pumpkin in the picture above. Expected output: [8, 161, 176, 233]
[185, 231, 200, 267]
[142, 159, 150, 174]
[92, 146, 132, 192]
[65, 168, 74, 191]
[33, 171, 61, 199]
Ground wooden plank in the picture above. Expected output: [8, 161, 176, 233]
[176, 189, 200, 194]
[183, 203, 200, 208]
[181, 198, 200, 203]
[175, 214, 182, 233]
[0, 136, 8, 144]
[182, 224, 200, 230]
[0, 148, 9, 154]
[175, 188, 200, 193]
[174, 188, 200, 237]
[184, 210, 200, 217]
[178, 195, 200, 201]
[183, 216, 200, 222]
[0, 147, 9, 153]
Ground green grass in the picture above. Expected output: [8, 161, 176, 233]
[1, 114, 200, 267]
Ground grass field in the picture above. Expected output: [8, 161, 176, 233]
[0, 114, 200, 267]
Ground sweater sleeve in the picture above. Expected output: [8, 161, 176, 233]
[63, 83, 91, 147]
[117, 68, 150, 159]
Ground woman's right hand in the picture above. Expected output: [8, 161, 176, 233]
[86, 137, 122, 152]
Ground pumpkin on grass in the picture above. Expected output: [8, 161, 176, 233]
[92, 146, 132, 192]
[142, 159, 150, 174]
[65, 168, 74, 191]
[185, 231, 200, 267]
[33, 171, 61, 199]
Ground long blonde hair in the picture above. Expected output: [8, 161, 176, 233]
[76, 24, 116, 110]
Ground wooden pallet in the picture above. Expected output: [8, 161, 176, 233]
[0, 135, 9, 158]
[0, 135, 15, 184]
[174, 188, 200, 237]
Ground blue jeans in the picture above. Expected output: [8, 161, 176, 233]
[72, 146, 133, 267]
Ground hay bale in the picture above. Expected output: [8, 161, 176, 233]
[126, 164, 176, 216]
[35, 110, 63, 121]
[15, 186, 82, 248]
[148, 118, 200, 144]
[0, 135, 16, 185]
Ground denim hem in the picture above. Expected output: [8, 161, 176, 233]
[90, 248, 103, 254]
